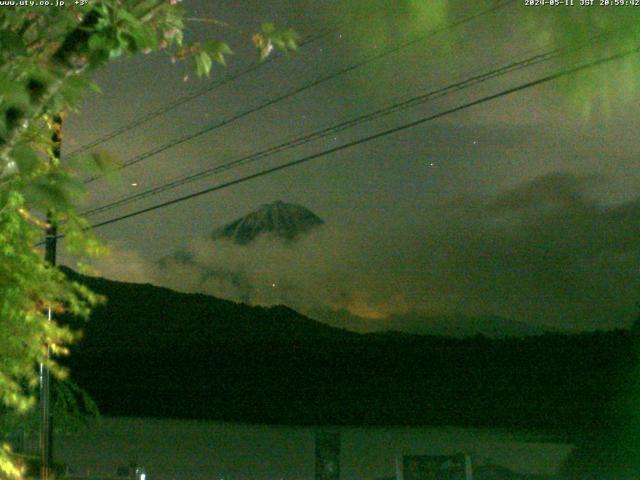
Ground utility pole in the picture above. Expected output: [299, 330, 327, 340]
[40, 114, 62, 480]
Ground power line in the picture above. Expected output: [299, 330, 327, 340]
[81, 0, 516, 183]
[86, 45, 640, 233]
[83, 26, 620, 218]
[82, 44, 565, 218]
[66, 28, 334, 158]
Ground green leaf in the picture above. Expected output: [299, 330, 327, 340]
[88, 33, 110, 52]
[261, 22, 276, 34]
[194, 51, 213, 77]
[127, 22, 158, 51]
[11, 144, 41, 176]
[203, 41, 232, 66]
[0, 77, 30, 110]
[0, 31, 26, 56]
[253, 25, 298, 61]
[131, 0, 163, 17]
[66, 151, 119, 179]
[115, 8, 140, 26]
[23, 180, 68, 208]
[116, 29, 131, 51]
[56, 76, 101, 112]
[22, 170, 86, 210]
[270, 28, 300, 53]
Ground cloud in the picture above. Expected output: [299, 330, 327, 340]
[90, 172, 640, 332]
[422, 172, 640, 328]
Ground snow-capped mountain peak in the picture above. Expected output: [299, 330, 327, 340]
[211, 201, 324, 245]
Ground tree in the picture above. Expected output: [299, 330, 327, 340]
[0, 3, 298, 478]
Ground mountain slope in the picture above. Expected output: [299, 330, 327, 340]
[309, 308, 565, 338]
[60, 267, 357, 354]
[211, 201, 324, 244]
[59, 269, 634, 432]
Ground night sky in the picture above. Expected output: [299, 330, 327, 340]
[60, 0, 640, 332]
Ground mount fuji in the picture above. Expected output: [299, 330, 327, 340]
[211, 201, 324, 245]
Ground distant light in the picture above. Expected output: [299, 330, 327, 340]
[131, 182, 138, 187]
[272, 283, 277, 288]
[428, 162, 436, 167]
[135, 467, 146, 480]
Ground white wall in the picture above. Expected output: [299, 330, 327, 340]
[54, 417, 574, 480]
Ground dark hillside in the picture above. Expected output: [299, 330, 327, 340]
[60, 268, 639, 436]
